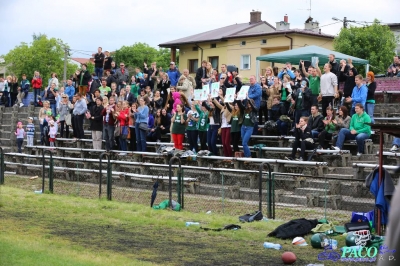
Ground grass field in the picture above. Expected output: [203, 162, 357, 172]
[0, 181, 369, 265]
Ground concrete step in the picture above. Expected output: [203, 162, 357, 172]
[324, 173, 355, 179]
[327, 167, 354, 175]
[294, 187, 326, 196]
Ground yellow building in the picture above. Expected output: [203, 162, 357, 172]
[159, 12, 334, 79]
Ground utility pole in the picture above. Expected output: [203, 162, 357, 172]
[332, 17, 355, 29]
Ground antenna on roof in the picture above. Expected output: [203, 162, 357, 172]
[298, 0, 312, 17]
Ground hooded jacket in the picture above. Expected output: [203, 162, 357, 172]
[172, 92, 182, 114]
[307, 113, 324, 132]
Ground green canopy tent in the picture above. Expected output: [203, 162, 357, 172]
[255, 45, 369, 78]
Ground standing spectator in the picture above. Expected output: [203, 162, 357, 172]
[340, 59, 358, 110]
[15, 121, 26, 153]
[248, 75, 262, 109]
[301, 60, 321, 106]
[238, 97, 258, 158]
[103, 50, 113, 72]
[157, 73, 170, 105]
[225, 101, 242, 153]
[9, 75, 19, 107]
[17, 74, 30, 107]
[195, 60, 207, 89]
[38, 101, 51, 144]
[195, 101, 209, 151]
[213, 92, 232, 157]
[94, 47, 105, 79]
[328, 54, 340, 80]
[308, 105, 324, 138]
[98, 78, 111, 98]
[144, 62, 158, 91]
[332, 103, 371, 156]
[200, 62, 213, 85]
[72, 93, 87, 139]
[285, 116, 314, 161]
[117, 88, 127, 103]
[278, 62, 295, 80]
[57, 94, 71, 138]
[319, 63, 339, 117]
[205, 95, 221, 156]
[171, 104, 187, 150]
[345, 74, 368, 116]
[150, 90, 163, 115]
[267, 77, 281, 116]
[115, 62, 129, 90]
[48, 120, 57, 148]
[89, 97, 104, 150]
[134, 96, 149, 151]
[45, 83, 58, 116]
[177, 69, 194, 103]
[0, 77, 8, 106]
[259, 77, 269, 125]
[89, 73, 101, 95]
[26, 117, 35, 146]
[164, 87, 176, 114]
[110, 61, 117, 75]
[167, 62, 181, 87]
[74, 64, 91, 96]
[128, 102, 137, 151]
[65, 79, 75, 101]
[365, 72, 376, 124]
[48, 72, 59, 89]
[291, 80, 311, 124]
[261, 66, 275, 86]
[108, 82, 119, 100]
[105, 70, 116, 87]
[232, 69, 242, 93]
[32, 71, 42, 106]
[116, 100, 129, 155]
[102, 96, 116, 152]
[129, 76, 140, 101]
[125, 87, 135, 106]
[186, 104, 200, 152]
[279, 74, 292, 113]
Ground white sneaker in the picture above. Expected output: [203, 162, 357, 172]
[390, 145, 398, 152]
[332, 146, 340, 151]
[19, 103, 24, 107]
[357, 152, 362, 157]
[118, 152, 127, 156]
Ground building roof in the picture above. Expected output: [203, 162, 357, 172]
[70, 57, 94, 64]
[159, 21, 334, 48]
[387, 23, 400, 28]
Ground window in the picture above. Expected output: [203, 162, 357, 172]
[188, 59, 198, 73]
[192, 47, 198, 51]
[208, 56, 219, 69]
[240, 41, 246, 46]
[210, 43, 217, 48]
[240, 55, 251, 70]
[261, 39, 267, 44]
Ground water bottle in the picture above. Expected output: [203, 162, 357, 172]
[185, 222, 200, 227]
[263, 242, 282, 250]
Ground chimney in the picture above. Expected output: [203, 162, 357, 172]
[276, 15, 290, 31]
[304, 17, 320, 33]
[250, 11, 262, 24]
[284, 14, 288, 23]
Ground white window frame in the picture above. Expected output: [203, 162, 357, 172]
[240, 54, 251, 70]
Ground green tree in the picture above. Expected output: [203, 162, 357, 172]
[4, 34, 76, 84]
[333, 20, 397, 74]
[113, 42, 177, 73]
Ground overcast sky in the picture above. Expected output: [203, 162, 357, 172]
[1, 0, 399, 58]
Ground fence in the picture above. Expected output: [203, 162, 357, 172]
[0, 152, 383, 226]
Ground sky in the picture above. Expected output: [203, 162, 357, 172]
[0, 0, 399, 58]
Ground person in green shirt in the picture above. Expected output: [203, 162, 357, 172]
[301, 59, 321, 106]
[129, 76, 140, 99]
[186, 104, 200, 152]
[99, 79, 111, 97]
[332, 103, 371, 156]
[171, 104, 187, 150]
[195, 101, 209, 151]
[317, 106, 336, 150]
[225, 101, 242, 153]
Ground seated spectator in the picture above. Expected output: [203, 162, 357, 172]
[331, 106, 351, 147]
[365, 72, 376, 124]
[386, 56, 400, 77]
[150, 90, 163, 115]
[107, 82, 119, 100]
[157, 73, 170, 105]
[332, 103, 371, 156]
[345, 74, 367, 116]
[390, 137, 400, 152]
[270, 96, 287, 136]
[285, 116, 314, 161]
[266, 77, 281, 116]
[308, 105, 324, 138]
[317, 106, 336, 150]
[148, 108, 162, 142]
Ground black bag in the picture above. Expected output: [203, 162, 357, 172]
[239, 211, 263, 222]
[139, 122, 148, 131]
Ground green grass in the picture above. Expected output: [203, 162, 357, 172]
[0, 183, 368, 265]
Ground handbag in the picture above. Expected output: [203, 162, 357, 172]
[139, 122, 148, 131]
[65, 113, 72, 126]
[121, 126, 129, 137]
[85, 111, 91, 119]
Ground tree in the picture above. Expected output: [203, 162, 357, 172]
[113, 42, 177, 73]
[333, 20, 397, 74]
[4, 34, 76, 84]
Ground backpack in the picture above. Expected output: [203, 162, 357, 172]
[239, 211, 263, 222]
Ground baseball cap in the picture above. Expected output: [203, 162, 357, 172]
[28, 117, 33, 120]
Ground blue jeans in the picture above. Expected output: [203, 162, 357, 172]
[34, 89, 40, 106]
[241, 125, 253, 157]
[207, 125, 219, 155]
[365, 103, 375, 124]
[311, 130, 320, 139]
[393, 137, 400, 147]
[276, 120, 288, 136]
[50, 103, 57, 116]
[103, 124, 115, 151]
[135, 122, 147, 151]
[336, 128, 370, 153]
[119, 136, 127, 151]
[95, 67, 104, 79]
